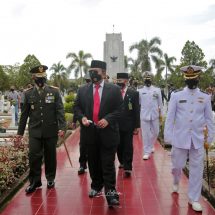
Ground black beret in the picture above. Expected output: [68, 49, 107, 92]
[90, 60, 106, 70]
[30, 65, 48, 77]
[117, 73, 129, 79]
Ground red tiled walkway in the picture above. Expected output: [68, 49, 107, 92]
[1, 130, 215, 215]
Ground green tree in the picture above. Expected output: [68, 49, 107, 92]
[66, 50, 92, 82]
[209, 59, 215, 69]
[3, 64, 20, 88]
[180, 41, 207, 67]
[0, 65, 10, 91]
[153, 54, 176, 86]
[18, 55, 41, 87]
[129, 37, 163, 72]
[50, 62, 69, 93]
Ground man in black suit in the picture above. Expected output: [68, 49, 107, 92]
[116, 73, 140, 177]
[74, 60, 123, 207]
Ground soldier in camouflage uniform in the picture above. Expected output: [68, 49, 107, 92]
[17, 65, 66, 194]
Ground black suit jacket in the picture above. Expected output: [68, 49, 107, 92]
[74, 82, 123, 148]
[119, 88, 140, 131]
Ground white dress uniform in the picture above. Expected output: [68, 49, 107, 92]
[164, 87, 215, 202]
[138, 85, 163, 156]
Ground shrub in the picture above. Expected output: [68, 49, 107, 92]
[0, 137, 29, 196]
[64, 93, 76, 103]
[64, 102, 74, 113]
[64, 93, 76, 114]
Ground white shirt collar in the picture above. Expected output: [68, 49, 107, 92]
[93, 79, 104, 88]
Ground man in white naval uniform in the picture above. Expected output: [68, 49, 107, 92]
[138, 72, 163, 160]
[164, 65, 215, 212]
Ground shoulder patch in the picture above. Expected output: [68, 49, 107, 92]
[24, 87, 33, 92]
[50, 85, 59, 89]
[200, 90, 209, 95]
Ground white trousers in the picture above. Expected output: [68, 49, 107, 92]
[141, 119, 159, 155]
[171, 145, 204, 202]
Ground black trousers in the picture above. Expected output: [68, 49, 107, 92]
[87, 128, 117, 192]
[117, 130, 134, 170]
[79, 129, 87, 167]
[28, 136, 58, 184]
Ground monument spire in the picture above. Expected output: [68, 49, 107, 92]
[113, 24, 115, 34]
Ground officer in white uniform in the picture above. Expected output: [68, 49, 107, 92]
[138, 72, 163, 160]
[164, 65, 215, 212]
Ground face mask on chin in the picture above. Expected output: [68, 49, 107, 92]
[185, 79, 199, 89]
[89, 70, 102, 83]
[35, 77, 46, 87]
[144, 79, 152, 87]
[117, 82, 126, 89]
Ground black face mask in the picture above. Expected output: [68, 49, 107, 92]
[35, 77, 46, 87]
[144, 79, 152, 87]
[117, 82, 126, 89]
[89, 70, 102, 83]
[10, 89, 14, 92]
[185, 79, 199, 89]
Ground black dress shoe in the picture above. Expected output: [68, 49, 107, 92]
[88, 189, 100, 198]
[47, 181, 55, 189]
[107, 197, 120, 207]
[118, 164, 124, 169]
[78, 167, 85, 175]
[25, 181, 42, 194]
[106, 190, 120, 207]
[124, 170, 131, 177]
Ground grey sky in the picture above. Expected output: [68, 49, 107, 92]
[0, 0, 215, 75]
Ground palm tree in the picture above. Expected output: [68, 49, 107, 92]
[50, 62, 69, 93]
[129, 37, 163, 72]
[154, 53, 176, 85]
[209, 59, 215, 69]
[66, 50, 92, 82]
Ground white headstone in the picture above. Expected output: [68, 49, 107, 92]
[104, 33, 125, 80]
[0, 94, 4, 113]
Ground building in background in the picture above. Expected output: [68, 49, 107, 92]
[104, 33, 125, 81]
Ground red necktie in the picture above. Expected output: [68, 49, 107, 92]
[121, 89, 125, 99]
[93, 84, 100, 124]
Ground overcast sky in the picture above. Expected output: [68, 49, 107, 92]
[1, 0, 215, 75]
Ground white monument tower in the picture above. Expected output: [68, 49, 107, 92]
[103, 28, 125, 81]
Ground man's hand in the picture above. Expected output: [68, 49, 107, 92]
[204, 143, 209, 150]
[97, 119, 109, 128]
[133, 128, 139, 135]
[58, 130, 65, 138]
[82, 117, 90, 127]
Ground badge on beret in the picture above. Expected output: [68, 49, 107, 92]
[39, 66, 44, 73]
[187, 67, 194, 74]
[31, 105, 34, 110]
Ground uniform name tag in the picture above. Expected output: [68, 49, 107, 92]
[179, 100, 187, 103]
[142, 93, 147, 95]
[198, 100, 204, 103]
